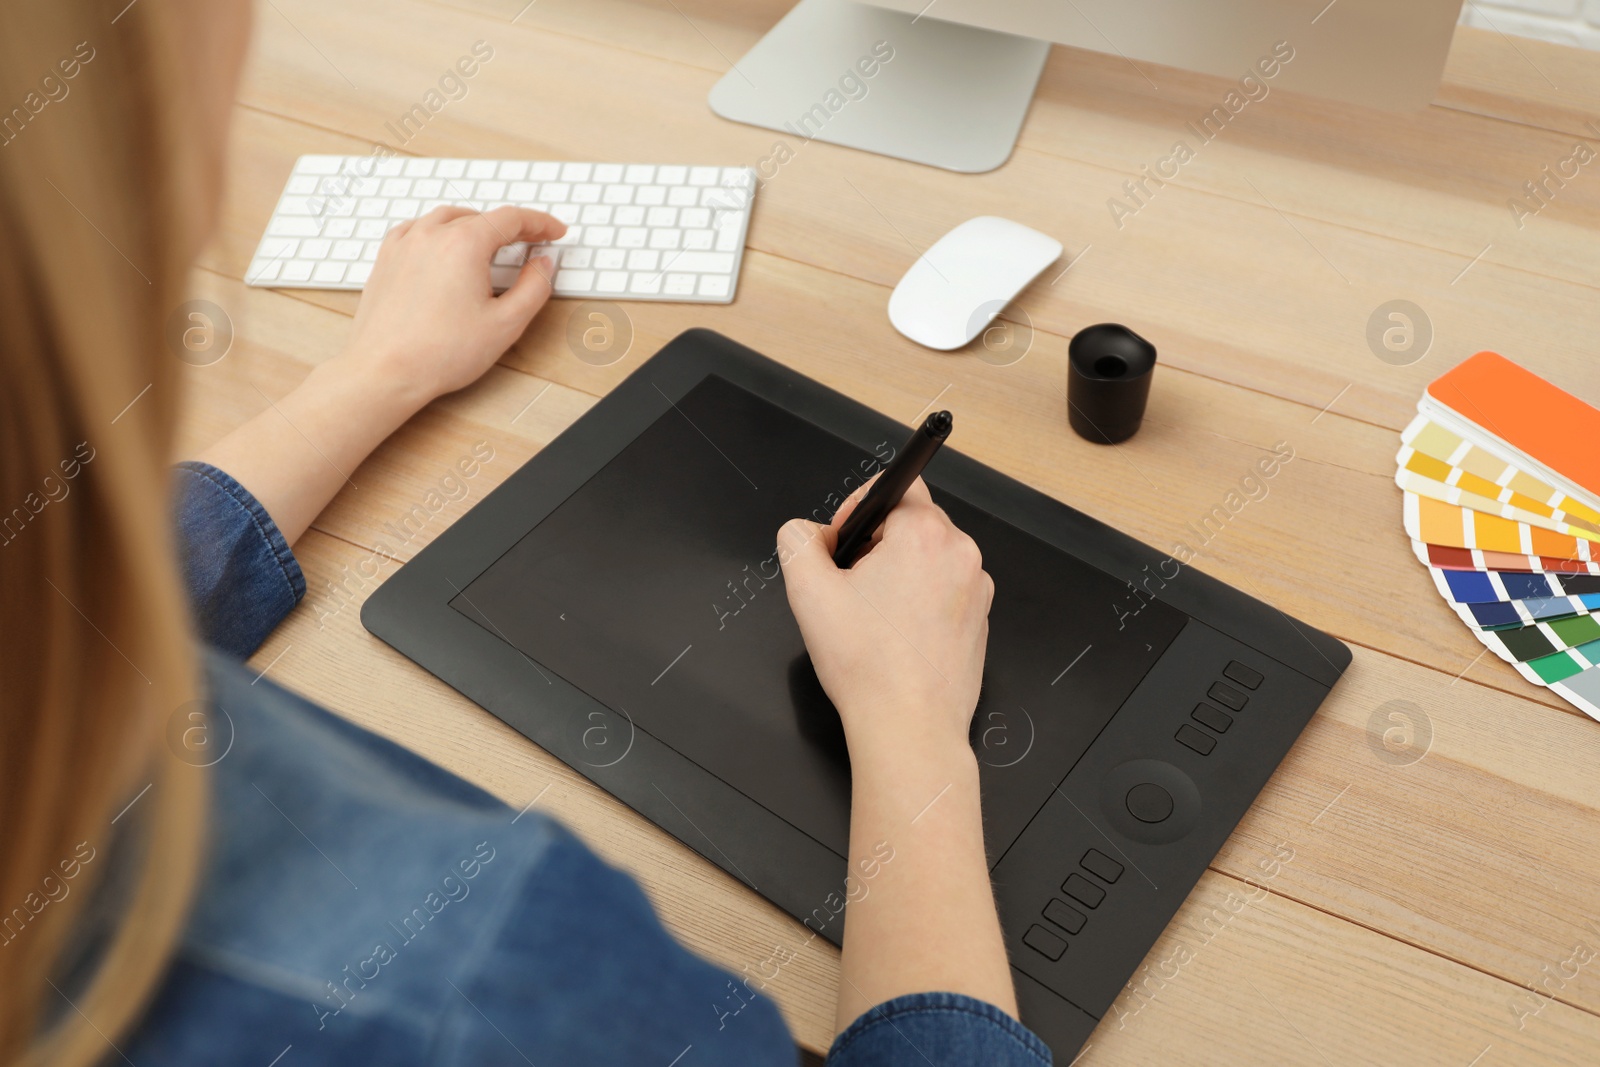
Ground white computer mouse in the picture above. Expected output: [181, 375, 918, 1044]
[888, 216, 1062, 351]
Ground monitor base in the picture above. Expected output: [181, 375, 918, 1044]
[708, 0, 1049, 174]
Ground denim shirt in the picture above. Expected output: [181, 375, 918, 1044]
[126, 460, 1053, 1066]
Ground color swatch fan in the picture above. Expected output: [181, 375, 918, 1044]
[1396, 351, 1600, 721]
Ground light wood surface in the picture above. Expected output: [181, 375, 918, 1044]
[182, 2, 1600, 1059]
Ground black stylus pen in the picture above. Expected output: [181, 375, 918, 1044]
[832, 411, 953, 568]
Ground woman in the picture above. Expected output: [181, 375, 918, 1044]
[0, 2, 1050, 1064]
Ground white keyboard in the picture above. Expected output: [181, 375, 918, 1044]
[246, 156, 757, 304]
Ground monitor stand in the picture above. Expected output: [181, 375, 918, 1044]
[707, 0, 1049, 174]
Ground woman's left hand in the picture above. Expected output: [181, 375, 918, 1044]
[338, 204, 566, 408]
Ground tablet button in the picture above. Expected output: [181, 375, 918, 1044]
[1223, 661, 1263, 689]
[1081, 849, 1123, 884]
[1191, 703, 1232, 733]
[1043, 898, 1086, 934]
[1126, 782, 1174, 823]
[1175, 724, 1216, 755]
[1207, 682, 1247, 711]
[1023, 924, 1067, 961]
[1062, 873, 1105, 909]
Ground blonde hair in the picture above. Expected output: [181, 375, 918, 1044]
[0, 3, 211, 1064]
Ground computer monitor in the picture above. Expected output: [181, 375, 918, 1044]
[709, 0, 1465, 172]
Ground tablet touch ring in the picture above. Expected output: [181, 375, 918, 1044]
[1099, 758, 1202, 845]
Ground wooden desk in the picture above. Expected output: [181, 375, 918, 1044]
[180, 2, 1600, 1060]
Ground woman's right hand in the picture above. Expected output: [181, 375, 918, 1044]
[776, 477, 993, 772]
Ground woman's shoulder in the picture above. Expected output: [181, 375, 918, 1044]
[122, 652, 792, 1066]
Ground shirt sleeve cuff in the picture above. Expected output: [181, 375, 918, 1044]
[826, 991, 1053, 1066]
[172, 461, 304, 659]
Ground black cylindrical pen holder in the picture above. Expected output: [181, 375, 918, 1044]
[1067, 323, 1157, 444]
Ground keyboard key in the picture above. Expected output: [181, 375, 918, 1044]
[341, 175, 380, 197]
[356, 199, 389, 218]
[603, 184, 634, 205]
[436, 159, 467, 178]
[530, 161, 560, 180]
[268, 214, 321, 235]
[324, 219, 357, 238]
[635, 185, 667, 206]
[721, 167, 754, 187]
[614, 206, 646, 226]
[257, 237, 299, 259]
[581, 205, 614, 225]
[663, 251, 734, 273]
[629, 272, 663, 294]
[596, 270, 629, 293]
[389, 199, 421, 219]
[697, 275, 730, 298]
[246, 258, 281, 283]
[356, 219, 387, 239]
[647, 206, 678, 228]
[498, 160, 529, 180]
[493, 244, 529, 267]
[300, 239, 331, 259]
[616, 227, 649, 249]
[572, 184, 602, 204]
[403, 158, 435, 177]
[346, 262, 373, 285]
[374, 158, 405, 177]
[558, 162, 590, 182]
[593, 249, 626, 270]
[664, 273, 696, 294]
[716, 222, 743, 252]
[1023, 925, 1066, 961]
[1224, 661, 1264, 689]
[380, 178, 411, 197]
[555, 268, 596, 293]
[1175, 724, 1216, 755]
[627, 249, 659, 271]
[332, 239, 363, 260]
[1207, 682, 1247, 711]
[276, 196, 318, 216]
[286, 175, 318, 195]
[1062, 873, 1105, 909]
[281, 260, 314, 281]
[476, 180, 507, 201]
[593, 163, 624, 183]
[657, 165, 687, 184]
[667, 186, 699, 206]
[683, 229, 714, 250]
[540, 182, 571, 202]
[508, 181, 540, 200]
[680, 207, 711, 229]
[552, 225, 582, 245]
[649, 228, 681, 250]
[1081, 849, 1123, 884]
[583, 226, 616, 247]
[624, 164, 655, 183]
[361, 241, 382, 261]
[311, 261, 346, 283]
[562, 247, 594, 269]
[1191, 703, 1232, 733]
[1043, 898, 1086, 934]
[467, 160, 498, 179]
[688, 166, 720, 186]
